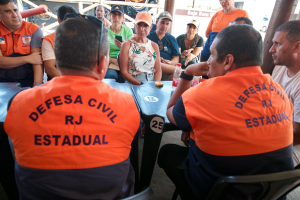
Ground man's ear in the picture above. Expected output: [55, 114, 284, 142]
[96, 52, 109, 80]
[224, 54, 234, 71]
[58, 19, 63, 24]
[293, 41, 300, 54]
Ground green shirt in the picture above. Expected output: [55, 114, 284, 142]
[107, 26, 133, 57]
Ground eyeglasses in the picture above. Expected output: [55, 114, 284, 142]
[158, 40, 163, 51]
[63, 13, 104, 66]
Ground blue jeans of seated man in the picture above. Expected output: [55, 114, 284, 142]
[105, 69, 120, 82]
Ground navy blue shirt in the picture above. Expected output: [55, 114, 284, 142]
[173, 96, 192, 131]
[147, 30, 180, 61]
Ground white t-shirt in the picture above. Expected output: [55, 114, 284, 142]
[42, 39, 55, 61]
[272, 65, 300, 166]
[272, 65, 300, 123]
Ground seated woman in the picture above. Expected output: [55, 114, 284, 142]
[176, 20, 204, 69]
[106, 5, 133, 81]
[120, 12, 161, 85]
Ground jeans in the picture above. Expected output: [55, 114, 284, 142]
[105, 69, 120, 82]
[132, 73, 154, 82]
[179, 58, 197, 69]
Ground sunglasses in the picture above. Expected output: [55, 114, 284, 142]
[63, 13, 104, 66]
[158, 39, 163, 51]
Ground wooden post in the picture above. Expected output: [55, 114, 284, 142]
[78, 2, 83, 14]
[261, 0, 297, 74]
[81, 3, 99, 14]
[157, 0, 161, 15]
[290, 0, 299, 20]
[298, 9, 300, 20]
[164, 0, 175, 34]
[17, 0, 24, 11]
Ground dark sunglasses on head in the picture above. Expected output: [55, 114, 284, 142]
[158, 40, 163, 51]
[63, 13, 104, 66]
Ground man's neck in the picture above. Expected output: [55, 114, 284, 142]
[60, 68, 100, 80]
[2, 22, 21, 33]
[156, 30, 166, 40]
[286, 59, 300, 77]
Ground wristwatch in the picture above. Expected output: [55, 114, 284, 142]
[180, 71, 194, 81]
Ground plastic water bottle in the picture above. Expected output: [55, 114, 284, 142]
[171, 63, 182, 96]
[191, 76, 201, 87]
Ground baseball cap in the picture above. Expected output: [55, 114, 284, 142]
[157, 11, 172, 21]
[187, 19, 200, 29]
[135, 12, 152, 26]
[110, 5, 124, 15]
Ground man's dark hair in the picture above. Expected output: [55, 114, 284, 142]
[57, 5, 78, 21]
[55, 17, 109, 71]
[276, 20, 300, 44]
[215, 25, 263, 67]
[96, 5, 104, 10]
[235, 17, 253, 26]
[0, 0, 15, 5]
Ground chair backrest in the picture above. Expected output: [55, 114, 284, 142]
[206, 169, 300, 200]
[121, 187, 153, 200]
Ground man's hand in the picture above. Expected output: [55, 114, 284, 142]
[185, 62, 209, 77]
[114, 39, 123, 48]
[181, 131, 190, 147]
[28, 52, 43, 65]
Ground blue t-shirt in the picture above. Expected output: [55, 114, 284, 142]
[147, 30, 180, 61]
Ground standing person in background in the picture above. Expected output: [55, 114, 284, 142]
[106, 5, 133, 81]
[201, 0, 249, 62]
[176, 19, 203, 69]
[148, 11, 180, 80]
[95, 5, 111, 27]
[0, 0, 43, 87]
[42, 5, 78, 81]
[120, 12, 161, 85]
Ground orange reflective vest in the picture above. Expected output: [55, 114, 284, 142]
[0, 21, 39, 56]
[0, 21, 39, 81]
[183, 66, 293, 156]
[4, 75, 140, 169]
[42, 32, 55, 47]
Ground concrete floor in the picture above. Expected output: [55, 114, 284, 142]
[138, 130, 184, 200]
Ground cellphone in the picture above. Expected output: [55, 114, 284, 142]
[115, 35, 122, 42]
